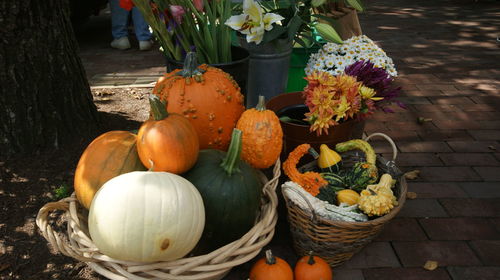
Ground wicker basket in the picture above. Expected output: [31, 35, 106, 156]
[282, 133, 407, 267]
[36, 161, 281, 280]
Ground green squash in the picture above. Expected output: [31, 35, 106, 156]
[316, 172, 346, 204]
[183, 129, 263, 254]
[335, 139, 378, 191]
[344, 162, 379, 192]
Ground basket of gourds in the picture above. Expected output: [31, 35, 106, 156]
[281, 133, 407, 267]
[36, 54, 285, 280]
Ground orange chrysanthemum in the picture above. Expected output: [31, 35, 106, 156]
[302, 72, 363, 136]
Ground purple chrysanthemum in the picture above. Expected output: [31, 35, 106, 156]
[345, 60, 405, 112]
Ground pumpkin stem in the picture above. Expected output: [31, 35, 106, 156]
[148, 159, 155, 171]
[307, 251, 316, 265]
[308, 147, 320, 159]
[149, 95, 169, 121]
[256, 95, 267, 111]
[177, 52, 206, 78]
[265, 250, 276, 265]
[220, 129, 242, 176]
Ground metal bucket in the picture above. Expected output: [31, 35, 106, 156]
[240, 38, 293, 108]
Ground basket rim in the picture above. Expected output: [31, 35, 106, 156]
[35, 160, 281, 280]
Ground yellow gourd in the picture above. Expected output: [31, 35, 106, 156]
[317, 144, 342, 173]
[336, 189, 360, 206]
[358, 174, 398, 216]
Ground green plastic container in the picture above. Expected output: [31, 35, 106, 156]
[285, 48, 314, 93]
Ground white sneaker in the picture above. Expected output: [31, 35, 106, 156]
[139, 40, 153, 51]
[111, 37, 131, 50]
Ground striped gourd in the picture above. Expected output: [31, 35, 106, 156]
[316, 172, 347, 204]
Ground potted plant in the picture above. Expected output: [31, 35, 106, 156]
[225, 0, 345, 107]
[286, 0, 366, 92]
[267, 52, 404, 155]
[123, 0, 250, 94]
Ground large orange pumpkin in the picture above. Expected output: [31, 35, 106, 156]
[74, 130, 146, 209]
[294, 252, 333, 280]
[153, 52, 245, 150]
[236, 95, 283, 169]
[137, 95, 199, 174]
[249, 250, 293, 280]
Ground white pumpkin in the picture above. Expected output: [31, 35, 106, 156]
[88, 171, 205, 262]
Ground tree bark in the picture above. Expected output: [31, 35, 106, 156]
[0, 0, 99, 156]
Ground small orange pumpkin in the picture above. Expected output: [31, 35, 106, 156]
[137, 95, 199, 174]
[294, 251, 333, 280]
[74, 130, 146, 209]
[249, 250, 293, 280]
[153, 52, 245, 150]
[236, 95, 283, 169]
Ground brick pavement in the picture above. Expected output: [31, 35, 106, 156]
[77, 0, 500, 279]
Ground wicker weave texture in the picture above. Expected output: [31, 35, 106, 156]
[285, 178, 406, 266]
[36, 161, 281, 280]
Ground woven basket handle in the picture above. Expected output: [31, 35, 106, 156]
[363, 132, 398, 162]
[36, 196, 97, 263]
[281, 184, 319, 223]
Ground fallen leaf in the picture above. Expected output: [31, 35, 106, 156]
[405, 170, 420, 180]
[488, 145, 497, 151]
[407, 192, 418, 199]
[423, 260, 438, 271]
[417, 117, 432, 125]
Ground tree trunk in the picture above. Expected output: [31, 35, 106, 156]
[0, 0, 99, 156]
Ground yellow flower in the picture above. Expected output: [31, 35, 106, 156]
[360, 86, 383, 101]
[333, 96, 350, 122]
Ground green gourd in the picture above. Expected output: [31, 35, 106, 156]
[183, 129, 263, 254]
[316, 172, 346, 204]
[344, 162, 379, 192]
[317, 144, 342, 173]
[335, 139, 378, 191]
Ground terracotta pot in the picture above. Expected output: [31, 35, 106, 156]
[266, 92, 365, 156]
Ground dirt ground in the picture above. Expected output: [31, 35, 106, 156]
[0, 87, 151, 280]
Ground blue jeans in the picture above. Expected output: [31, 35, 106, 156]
[109, 0, 152, 41]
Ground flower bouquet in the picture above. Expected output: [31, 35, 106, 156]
[302, 59, 403, 136]
[306, 35, 398, 77]
[123, 0, 234, 64]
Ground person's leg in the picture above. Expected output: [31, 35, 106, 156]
[109, 0, 131, 49]
[131, 7, 153, 50]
